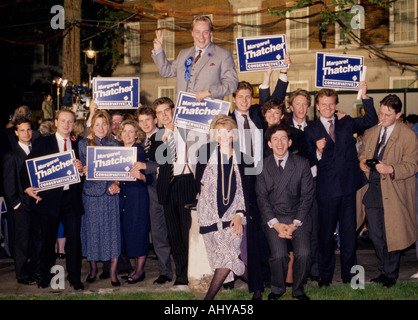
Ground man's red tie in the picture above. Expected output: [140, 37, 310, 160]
[63, 139, 67, 151]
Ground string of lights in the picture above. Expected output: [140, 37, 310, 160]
[0, 0, 416, 71]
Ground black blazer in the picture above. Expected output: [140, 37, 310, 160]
[21, 134, 83, 217]
[3, 144, 32, 212]
[256, 152, 314, 227]
[304, 98, 378, 199]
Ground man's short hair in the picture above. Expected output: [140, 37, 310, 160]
[14, 117, 32, 131]
[55, 108, 76, 121]
[288, 89, 311, 107]
[151, 97, 174, 111]
[135, 106, 156, 119]
[380, 94, 402, 114]
[265, 123, 291, 142]
[314, 88, 339, 106]
[111, 110, 125, 119]
[192, 15, 214, 32]
[233, 81, 253, 98]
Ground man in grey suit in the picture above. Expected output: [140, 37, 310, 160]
[152, 15, 238, 101]
[256, 124, 314, 300]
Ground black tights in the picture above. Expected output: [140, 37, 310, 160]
[204, 267, 248, 300]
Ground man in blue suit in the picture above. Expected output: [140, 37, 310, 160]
[304, 83, 378, 286]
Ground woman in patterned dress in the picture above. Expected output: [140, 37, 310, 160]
[196, 115, 250, 300]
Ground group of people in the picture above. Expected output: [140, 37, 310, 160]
[1, 15, 417, 301]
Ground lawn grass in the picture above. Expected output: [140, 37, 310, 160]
[1, 282, 417, 300]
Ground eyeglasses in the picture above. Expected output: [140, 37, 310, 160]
[111, 121, 122, 125]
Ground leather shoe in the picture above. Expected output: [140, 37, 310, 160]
[173, 279, 188, 286]
[99, 271, 110, 280]
[70, 281, 84, 290]
[382, 277, 396, 288]
[127, 272, 145, 284]
[293, 293, 310, 300]
[268, 292, 283, 300]
[38, 278, 51, 289]
[86, 274, 96, 283]
[318, 278, 332, 287]
[17, 278, 37, 285]
[111, 279, 121, 287]
[371, 274, 387, 283]
[222, 281, 235, 290]
[153, 275, 172, 284]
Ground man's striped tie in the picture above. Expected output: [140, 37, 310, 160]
[144, 138, 151, 157]
[167, 133, 177, 183]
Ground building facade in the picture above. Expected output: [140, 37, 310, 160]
[112, 0, 418, 117]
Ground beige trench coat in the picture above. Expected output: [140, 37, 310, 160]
[357, 120, 418, 252]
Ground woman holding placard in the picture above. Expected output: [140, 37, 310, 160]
[79, 110, 122, 287]
[117, 119, 151, 284]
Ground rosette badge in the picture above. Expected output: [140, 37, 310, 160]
[184, 56, 194, 82]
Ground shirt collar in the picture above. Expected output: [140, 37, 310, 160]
[18, 141, 31, 155]
[293, 118, 307, 130]
[274, 151, 289, 167]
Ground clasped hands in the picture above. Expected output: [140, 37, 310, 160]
[274, 222, 297, 239]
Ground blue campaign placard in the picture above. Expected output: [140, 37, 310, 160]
[93, 77, 140, 109]
[26, 151, 80, 191]
[316, 52, 364, 90]
[173, 91, 231, 133]
[86, 146, 137, 181]
[236, 34, 288, 73]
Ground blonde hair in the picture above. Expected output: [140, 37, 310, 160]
[209, 114, 238, 142]
[192, 15, 214, 32]
[89, 110, 112, 146]
[116, 119, 145, 145]
[55, 108, 76, 121]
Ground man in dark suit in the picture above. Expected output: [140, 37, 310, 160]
[135, 106, 173, 285]
[304, 84, 378, 286]
[23, 109, 85, 290]
[287, 89, 320, 282]
[256, 124, 314, 300]
[152, 97, 199, 286]
[227, 79, 287, 300]
[3, 118, 41, 284]
[0, 106, 40, 257]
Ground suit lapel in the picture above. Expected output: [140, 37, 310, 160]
[266, 153, 295, 196]
[51, 134, 60, 153]
[193, 43, 214, 73]
[382, 121, 400, 156]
